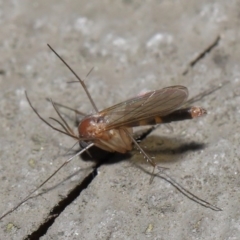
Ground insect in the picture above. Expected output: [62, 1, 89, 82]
[0, 45, 222, 220]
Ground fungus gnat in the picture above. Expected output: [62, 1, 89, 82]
[0, 45, 222, 220]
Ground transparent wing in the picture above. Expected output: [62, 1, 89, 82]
[99, 85, 188, 129]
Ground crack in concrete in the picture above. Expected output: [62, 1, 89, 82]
[182, 35, 221, 75]
[24, 130, 150, 239]
[25, 167, 98, 240]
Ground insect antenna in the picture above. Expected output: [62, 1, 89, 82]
[46, 98, 87, 117]
[50, 98, 75, 136]
[47, 44, 99, 113]
[25, 92, 79, 140]
[0, 142, 94, 220]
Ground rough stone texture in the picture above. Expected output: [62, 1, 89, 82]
[0, 0, 240, 239]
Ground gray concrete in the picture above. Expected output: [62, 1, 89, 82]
[0, 0, 239, 239]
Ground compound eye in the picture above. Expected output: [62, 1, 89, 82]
[78, 117, 93, 138]
[96, 117, 104, 123]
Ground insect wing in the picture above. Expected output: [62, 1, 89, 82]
[100, 85, 188, 129]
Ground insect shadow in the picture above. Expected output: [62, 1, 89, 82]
[141, 135, 206, 158]
[37, 134, 206, 198]
[79, 135, 206, 164]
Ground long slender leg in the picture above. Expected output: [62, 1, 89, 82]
[183, 82, 227, 106]
[127, 131, 222, 211]
[157, 168, 222, 211]
[47, 44, 99, 113]
[126, 131, 168, 183]
[0, 143, 94, 220]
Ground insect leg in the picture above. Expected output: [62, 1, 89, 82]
[126, 131, 168, 183]
[0, 142, 94, 220]
[47, 44, 99, 113]
[157, 168, 222, 211]
[183, 82, 227, 107]
[127, 131, 222, 211]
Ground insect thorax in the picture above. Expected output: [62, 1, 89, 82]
[78, 116, 132, 153]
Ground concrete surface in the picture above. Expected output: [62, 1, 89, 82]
[0, 0, 240, 239]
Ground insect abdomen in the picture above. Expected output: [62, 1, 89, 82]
[126, 107, 207, 127]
